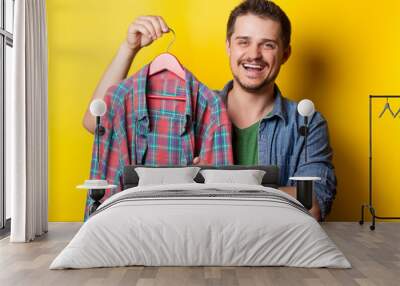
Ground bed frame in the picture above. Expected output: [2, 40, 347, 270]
[88, 165, 281, 216]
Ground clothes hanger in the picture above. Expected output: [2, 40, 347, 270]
[393, 106, 400, 118]
[148, 28, 186, 81]
[147, 28, 186, 102]
[378, 97, 395, 118]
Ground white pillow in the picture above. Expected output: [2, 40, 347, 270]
[200, 169, 266, 185]
[135, 167, 201, 186]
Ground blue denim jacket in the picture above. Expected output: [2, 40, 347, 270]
[217, 81, 337, 220]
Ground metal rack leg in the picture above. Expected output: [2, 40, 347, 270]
[370, 207, 376, 231]
[359, 204, 377, 230]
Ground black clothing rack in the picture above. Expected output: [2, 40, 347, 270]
[359, 95, 400, 230]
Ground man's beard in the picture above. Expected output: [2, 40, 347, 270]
[233, 73, 273, 93]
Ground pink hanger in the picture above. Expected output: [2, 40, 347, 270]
[148, 53, 185, 80]
[148, 28, 186, 101]
[148, 53, 186, 101]
[148, 28, 185, 80]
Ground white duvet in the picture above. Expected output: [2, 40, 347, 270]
[50, 183, 351, 269]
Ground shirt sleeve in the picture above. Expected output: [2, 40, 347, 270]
[195, 85, 234, 166]
[291, 112, 337, 220]
[199, 123, 234, 166]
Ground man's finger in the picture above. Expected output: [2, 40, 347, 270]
[193, 157, 209, 165]
[156, 16, 169, 33]
[146, 16, 163, 38]
[135, 19, 157, 39]
[192, 157, 200, 165]
[132, 23, 153, 41]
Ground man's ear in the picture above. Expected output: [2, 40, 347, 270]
[226, 39, 231, 56]
[282, 45, 291, 64]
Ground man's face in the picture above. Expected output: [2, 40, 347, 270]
[227, 14, 291, 93]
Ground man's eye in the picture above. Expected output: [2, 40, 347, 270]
[238, 41, 248, 46]
[264, 43, 275, 49]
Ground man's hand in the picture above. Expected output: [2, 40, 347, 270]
[83, 15, 171, 134]
[125, 15, 170, 52]
[192, 157, 207, 166]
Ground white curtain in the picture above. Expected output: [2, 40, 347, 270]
[7, 0, 48, 242]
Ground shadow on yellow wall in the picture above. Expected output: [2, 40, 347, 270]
[47, 0, 400, 221]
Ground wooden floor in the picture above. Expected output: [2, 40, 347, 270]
[0, 222, 399, 286]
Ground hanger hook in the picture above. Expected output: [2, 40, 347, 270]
[166, 28, 176, 53]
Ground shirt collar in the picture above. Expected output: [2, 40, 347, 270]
[135, 64, 194, 133]
[218, 80, 288, 125]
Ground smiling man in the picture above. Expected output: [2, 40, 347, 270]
[83, 0, 337, 221]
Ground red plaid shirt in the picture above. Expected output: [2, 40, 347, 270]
[85, 64, 233, 219]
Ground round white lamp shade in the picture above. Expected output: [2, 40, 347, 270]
[297, 99, 315, 117]
[90, 99, 107, 117]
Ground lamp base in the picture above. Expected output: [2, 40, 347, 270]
[89, 189, 105, 215]
[289, 177, 321, 210]
[296, 181, 313, 210]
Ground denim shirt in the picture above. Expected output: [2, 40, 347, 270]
[217, 81, 337, 220]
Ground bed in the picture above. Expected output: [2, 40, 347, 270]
[50, 165, 350, 269]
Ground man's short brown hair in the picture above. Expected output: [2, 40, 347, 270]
[227, 0, 291, 49]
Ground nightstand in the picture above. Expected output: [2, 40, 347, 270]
[77, 180, 117, 215]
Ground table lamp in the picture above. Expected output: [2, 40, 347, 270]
[77, 99, 116, 216]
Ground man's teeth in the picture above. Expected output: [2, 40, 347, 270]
[243, 64, 264, 70]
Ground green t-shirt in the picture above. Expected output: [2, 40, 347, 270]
[232, 121, 260, 165]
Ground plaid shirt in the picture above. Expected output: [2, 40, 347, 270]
[84, 64, 233, 219]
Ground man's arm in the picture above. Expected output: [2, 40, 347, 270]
[82, 16, 170, 134]
[82, 42, 138, 134]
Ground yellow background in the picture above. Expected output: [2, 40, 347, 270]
[47, 0, 400, 221]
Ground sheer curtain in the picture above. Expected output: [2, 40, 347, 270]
[7, 0, 48, 242]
